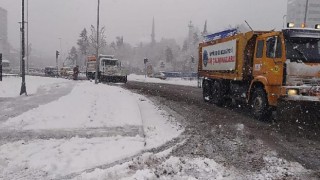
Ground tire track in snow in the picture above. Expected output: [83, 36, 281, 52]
[0, 82, 75, 123]
[57, 135, 187, 180]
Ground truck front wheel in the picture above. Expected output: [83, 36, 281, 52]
[251, 88, 271, 120]
[211, 81, 225, 106]
[203, 80, 212, 102]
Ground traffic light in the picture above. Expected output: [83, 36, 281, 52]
[144, 58, 148, 64]
[56, 50, 60, 59]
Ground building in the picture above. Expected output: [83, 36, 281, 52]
[0, 6, 8, 56]
[287, 0, 320, 28]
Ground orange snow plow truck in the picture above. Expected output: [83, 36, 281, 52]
[198, 27, 320, 120]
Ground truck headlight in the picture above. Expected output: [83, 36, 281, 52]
[287, 89, 298, 96]
[287, 22, 295, 28]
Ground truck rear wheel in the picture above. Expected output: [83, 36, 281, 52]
[203, 80, 212, 102]
[251, 88, 271, 120]
[211, 81, 225, 106]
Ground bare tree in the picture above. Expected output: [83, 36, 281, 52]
[89, 25, 107, 51]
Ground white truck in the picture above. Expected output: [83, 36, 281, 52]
[98, 55, 127, 83]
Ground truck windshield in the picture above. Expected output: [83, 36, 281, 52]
[285, 37, 320, 63]
[87, 62, 95, 69]
[2, 62, 9, 67]
[102, 60, 117, 66]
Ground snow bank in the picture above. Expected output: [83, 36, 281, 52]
[75, 149, 310, 180]
[74, 149, 238, 179]
[128, 74, 198, 87]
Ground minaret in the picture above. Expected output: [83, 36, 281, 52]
[202, 20, 208, 36]
[151, 17, 156, 46]
[188, 21, 194, 42]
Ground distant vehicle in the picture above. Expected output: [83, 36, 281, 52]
[153, 72, 166, 80]
[60, 67, 73, 77]
[1, 60, 11, 74]
[99, 55, 127, 83]
[44, 67, 58, 77]
[85, 55, 127, 83]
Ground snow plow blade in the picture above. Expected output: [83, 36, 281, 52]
[277, 99, 320, 124]
[100, 76, 127, 83]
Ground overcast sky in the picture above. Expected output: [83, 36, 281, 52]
[0, 0, 287, 57]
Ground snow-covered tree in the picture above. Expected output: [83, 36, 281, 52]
[66, 46, 78, 66]
[165, 47, 174, 63]
[77, 28, 90, 66]
[77, 28, 89, 55]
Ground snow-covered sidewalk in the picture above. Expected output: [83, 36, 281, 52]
[0, 79, 183, 179]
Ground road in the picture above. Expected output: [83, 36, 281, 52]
[124, 81, 320, 178]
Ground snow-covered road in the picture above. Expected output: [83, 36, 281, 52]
[0, 76, 316, 179]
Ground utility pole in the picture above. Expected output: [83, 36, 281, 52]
[20, 0, 27, 96]
[56, 50, 60, 76]
[304, 0, 309, 27]
[144, 58, 148, 78]
[26, 0, 29, 74]
[94, 0, 100, 84]
[58, 38, 62, 68]
[0, 53, 2, 81]
[18, 22, 22, 75]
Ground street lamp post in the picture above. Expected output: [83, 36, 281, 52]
[94, 0, 100, 84]
[59, 38, 62, 54]
[144, 58, 148, 78]
[20, 0, 27, 95]
[26, 0, 29, 74]
[58, 38, 62, 70]
[304, 0, 309, 27]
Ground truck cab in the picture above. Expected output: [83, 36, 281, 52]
[99, 55, 127, 83]
[251, 28, 320, 103]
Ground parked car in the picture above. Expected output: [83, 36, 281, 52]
[153, 72, 166, 80]
[60, 67, 72, 77]
[44, 67, 58, 77]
